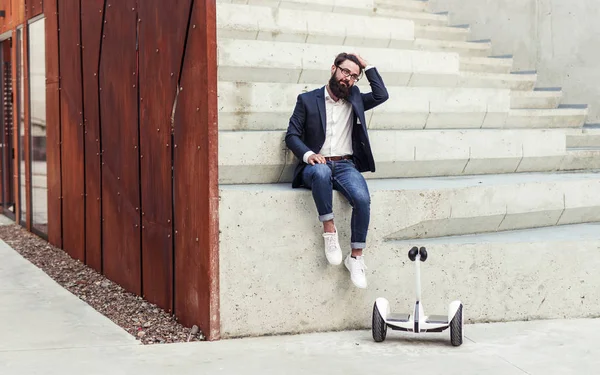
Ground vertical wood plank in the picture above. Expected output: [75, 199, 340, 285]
[138, 0, 192, 312]
[12, 27, 20, 227]
[58, 0, 85, 261]
[80, 0, 105, 272]
[44, 0, 62, 247]
[25, 0, 32, 19]
[99, 0, 141, 294]
[173, 0, 220, 341]
[23, 24, 31, 231]
[27, 1, 44, 19]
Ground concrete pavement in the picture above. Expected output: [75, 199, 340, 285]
[0, 239, 138, 353]
[1, 237, 598, 374]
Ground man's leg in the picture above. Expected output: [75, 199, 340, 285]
[332, 160, 371, 288]
[302, 163, 342, 265]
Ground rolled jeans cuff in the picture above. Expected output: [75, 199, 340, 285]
[351, 242, 366, 249]
[319, 213, 334, 222]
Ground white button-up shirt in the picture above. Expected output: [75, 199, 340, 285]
[320, 88, 354, 157]
[302, 66, 374, 164]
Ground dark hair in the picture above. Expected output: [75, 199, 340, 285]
[333, 53, 364, 73]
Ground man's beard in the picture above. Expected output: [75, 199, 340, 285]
[328, 74, 351, 100]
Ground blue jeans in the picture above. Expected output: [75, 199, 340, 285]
[302, 159, 371, 249]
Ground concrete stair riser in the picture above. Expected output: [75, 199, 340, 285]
[565, 128, 600, 148]
[413, 38, 491, 57]
[415, 25, 470, 42]
[374, 6, 447, 25]
[511, 90, 563, 109]
[217, 129, 567, 184]
[217, 4, 491, 59]
[560, 149, 600, 171]
[217, 39, 460, 86]
[219, 176, 600, 337]
[460, 56, 513, 74]
[217, 82, 511, 131]
[507, 109, 588, 128]
[217, 82, 581, 132]
[218, 40, 536, 89]
[375, 0, 429, 12]
[221, 0, 448, 25]
[458, 71, 537, 91]
[220, 236, 600, 337]
[217, 3, 415, 49]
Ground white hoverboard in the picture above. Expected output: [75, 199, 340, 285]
[371, 246, 464, 346]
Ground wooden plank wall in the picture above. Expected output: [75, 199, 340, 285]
[137, 0, 192, 312]
[44, 0, 62, 248]
[80, 0, 104, 272]
[173, 0, 219, 341]
[10, 23, 19, 225]
[99, 0, 141, 295]
[10, 0, 221, 340]
[58, 0, 85, 261]
[22, 23, 31, 230]
[26, 0, 44, 19]
[0, 0, 25, 34]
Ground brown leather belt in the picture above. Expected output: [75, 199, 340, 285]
[324, 155, 353, 162]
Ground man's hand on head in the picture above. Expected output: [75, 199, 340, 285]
[349, 53, 368, 69]
[308, 154, 327, 165]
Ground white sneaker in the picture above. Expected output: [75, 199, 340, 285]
[344, 254, 368, 289]
[323, 229, 342, 265]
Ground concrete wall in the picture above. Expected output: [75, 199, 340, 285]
[429, 0, 600, 122]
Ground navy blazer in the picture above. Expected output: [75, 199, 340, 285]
[285, 67, 389, 188]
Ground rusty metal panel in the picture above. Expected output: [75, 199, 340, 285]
[44, 0, 62, 248]
[43, 0, 53, 14]
[81, 0, 105, 272]
[99, 0, 141, 295]
[58, 0, 85, 261]
[173, 0, 220, 341]
[138, 0, 192, 312]
[23, 24, 31, 230]
[11, 28, 20, 227]
[27, 0, 44, 19]
[0, 0, 26, 34]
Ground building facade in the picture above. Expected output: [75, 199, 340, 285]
[0, 0, 219, 340]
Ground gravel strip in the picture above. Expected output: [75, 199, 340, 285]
[0, 224, 205, 344]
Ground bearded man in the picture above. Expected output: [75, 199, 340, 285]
[285, 53, 389, 289]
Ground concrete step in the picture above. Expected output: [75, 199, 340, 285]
[560, 148, 600, 172]
[223, 0, 449, 25]
[218, 39, 535, 89]
[217, 3, 414, 49]
[415, 25, 470, 41]
[458, 71, 537, 91]
[374, 7, 448, 25]
[507, 106, 588, 128]
[511, 88, 563, 109]
[375, 0, 429, 12]
[219, 175, 600, 336]
[460, 56, 513, 74]
[220, 172, 600, 238]
[217, 39, 460, 86]
[415, 38, 491, 57]
[217, 129, 568, 184]
[217, 3, 487, 59]
[565, 125, 600, 148]
[217, 82, 510, 131]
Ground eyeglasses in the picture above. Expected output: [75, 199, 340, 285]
[336, 66, 361, 82]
